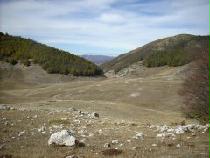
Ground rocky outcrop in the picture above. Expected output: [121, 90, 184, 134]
[48, 130, 76, 146]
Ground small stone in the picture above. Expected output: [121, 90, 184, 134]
[61, 117, 67, 120]
[152, 144, 157, 147]
[65, 155, 78, 158]
[127, 139, 131, 143]
[132, 147, 137, 150]
[119, 143, 123, 147]
[176, 144, 181, 148]
[104, 143, 111, 148]
[18, 131, 25, 137]
[88, 133, 94, 137]
[33, 115, 38, 118]
[4, 121, 9, 126]
[98, 129, 102, 134]
[133, 132, 144, 140]
[91, 112, 99, 118]
[111, 140, 119, 144]
[38, 126, 46, 133]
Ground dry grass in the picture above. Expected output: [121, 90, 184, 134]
[0, 65, 209, 157]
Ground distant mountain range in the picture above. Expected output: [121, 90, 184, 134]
[81, 54, 114, 65]
[101, 34, 209, 72]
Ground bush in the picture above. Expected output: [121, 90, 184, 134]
[8, 58, 18, 65]
[179, 51, 209, 122]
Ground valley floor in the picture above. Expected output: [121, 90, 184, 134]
[0, 65, 209, 158]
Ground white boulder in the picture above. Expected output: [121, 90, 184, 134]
[48, 130, 76, 146]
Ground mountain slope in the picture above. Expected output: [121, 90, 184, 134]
[0, 32, 103, 76]
[81, 54, 114, 65]
[101, 34, 209, 72]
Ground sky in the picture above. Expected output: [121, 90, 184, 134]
[0, 0, 209, 56]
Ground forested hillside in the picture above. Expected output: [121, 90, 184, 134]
[0, 32, 103, 76]
[102, 34, 209, 72]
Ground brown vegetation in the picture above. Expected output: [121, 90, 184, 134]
[180, 50, 209, 122]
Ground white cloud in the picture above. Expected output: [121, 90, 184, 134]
[0, 0, 209, 55]
[99, 13, 125, 24]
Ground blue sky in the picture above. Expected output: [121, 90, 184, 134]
[0, 0, 209, 56]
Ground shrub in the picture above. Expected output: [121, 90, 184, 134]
[8, 58, 18, 65]
[179, 50, 209, 122]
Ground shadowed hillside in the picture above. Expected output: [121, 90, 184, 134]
[101, 34, 209, 73]
[0, 32, 103, 76]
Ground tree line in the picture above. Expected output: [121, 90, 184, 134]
[0, 32, 103, 76]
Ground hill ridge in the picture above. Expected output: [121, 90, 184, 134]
[101, 34, 209, 72]
[0, 32, 103, 76]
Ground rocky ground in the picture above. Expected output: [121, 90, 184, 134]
[0, 104, 209, 158]
[0, 64, 209, 158]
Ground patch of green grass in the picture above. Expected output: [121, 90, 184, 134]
[48, 118, 70, 125]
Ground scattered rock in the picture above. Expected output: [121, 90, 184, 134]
[154, 124, 209, 136]
[88, 133, 94, 137]
[176, 144, 181, 148]
[33, 115, 38, 119]
[111, 140, 119, 144]
[152, 144, 157, 147]
[38, 125, 46, 133]
[132, 147, 137, 150]
[130, 93, 139, 97]
[18, 131, 25, 137]
[156, 133, 175, 138]
[133, 132, 144, 140]
[98, 129, 103, 134]
[0, 104, 12, 110]
[104, 143, 111, 148]
[91, 112, 99, 118]
[4, 121, 9, 126]
[65, 155, 78, 158]
[119, 143, 123, 147]
[61, 117, 68, 120]
[48, 130, 76, 146]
